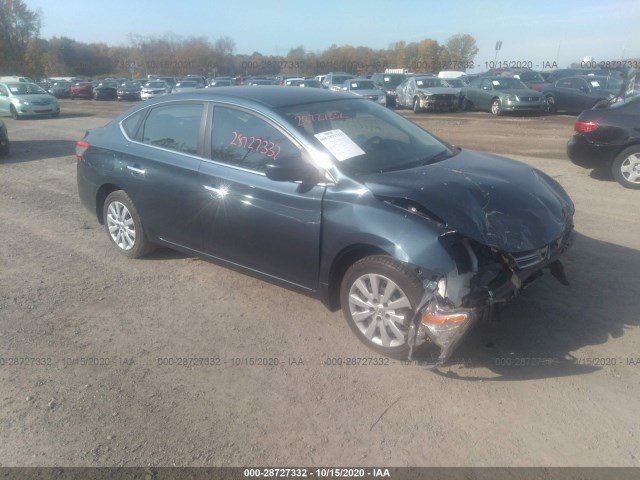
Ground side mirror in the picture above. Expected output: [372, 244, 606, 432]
[265, 153, 322, 183]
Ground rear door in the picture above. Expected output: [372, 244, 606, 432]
[117, 101, 206, 249]
[197, 104, 324, 290]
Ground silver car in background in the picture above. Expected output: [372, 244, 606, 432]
[140, 80, 171, 100]
[341, 78, 386, 105]
[396, 76, 460, 113]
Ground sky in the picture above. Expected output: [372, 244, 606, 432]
[25, 0, 640, 72]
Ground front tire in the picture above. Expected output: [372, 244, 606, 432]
[490, 98, 503, 116]
[340, 255, 424, 359]
[10, 105, 20, 120]
[103, 191, 155, 258]
[545, 96, 557, 114]
[413, 97, 423, 113]
[612, 146, 640, 189]
[461, 96, 472, 111]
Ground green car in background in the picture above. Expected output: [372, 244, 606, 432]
[0, 82, 60, 119]
[460, 76, 545, 115]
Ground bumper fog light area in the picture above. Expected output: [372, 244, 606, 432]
[419, 303, 477, 363]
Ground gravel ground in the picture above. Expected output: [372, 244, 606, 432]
[0, 99, 639, 468]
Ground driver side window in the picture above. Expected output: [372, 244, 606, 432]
[211, 106, 300, 172]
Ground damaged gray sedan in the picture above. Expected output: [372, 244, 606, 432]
[76, 87, 574, 365]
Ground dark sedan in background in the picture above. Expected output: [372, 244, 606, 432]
[49, 80, 72, 98]
[460, 76, 545, 115]
[117, 81, 142, 101]
[93, 81, 119, 100]
[567, 94, 640, 189]
[76, 87, 574, 365]
[543, 75, 622, 113]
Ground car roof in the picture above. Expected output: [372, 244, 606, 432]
[145, 86, 357, 108]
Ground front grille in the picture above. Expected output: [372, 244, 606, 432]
[510, 230, 571, 269]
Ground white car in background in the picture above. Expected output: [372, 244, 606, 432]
[140, 80, 171, 100]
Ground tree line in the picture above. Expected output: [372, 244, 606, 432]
[0, 0, 479, 79]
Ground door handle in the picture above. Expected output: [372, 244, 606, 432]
[126, 165, 146, 175]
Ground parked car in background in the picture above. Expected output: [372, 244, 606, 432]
[0, 82, 60, 119]
[70, 81, 94, 99]
[567, 94, 640, 189]
[542, 75, 623, 114]
[172, 80, 203, 93]
[0, 119, 9, 156]
[370, 72, 406, 107]
[93, 81, 119, 100]
[341, 78, 386, 104]
[248, 79, 276, 86]
[183, 75, 207, 87]
[396, 76, 459, 113]
[49, 80, 72, 98]
[140, 80, 171, 100]
[322, 72, 355, 91]
[295, 79, 322, 88]
[545, 68, 622, 84]
[117, 81, 142, 101]
[460, 76, 545, 115]
[510, 70, 549, 91]
[208, 78, 233, 87]
[75, 86, 574, 364]
[284, 77, 306, 86]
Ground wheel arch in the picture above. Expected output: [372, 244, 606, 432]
[324, 244, 391, 311]
[96, 183, 123, 224]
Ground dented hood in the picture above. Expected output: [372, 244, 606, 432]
[362, 150, 574, 252]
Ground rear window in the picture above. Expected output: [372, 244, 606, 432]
[141, 103, 204, 155]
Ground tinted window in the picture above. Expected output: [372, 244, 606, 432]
[121, 108, 147, 139]
[211, 106, 299, 172]
[142, 103, 203, 155]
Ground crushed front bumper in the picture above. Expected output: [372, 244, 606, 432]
[408, 229, 575, 366]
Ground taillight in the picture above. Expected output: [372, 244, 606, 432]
[76, 140, 89, 161]
[574, 120, 599, 133]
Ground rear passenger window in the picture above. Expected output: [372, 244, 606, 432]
[142, 103, 203, 155]
[121, 109, 146, 139]
[211, 106, 300, 172]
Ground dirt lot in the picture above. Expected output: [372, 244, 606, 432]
[1, 99, 639, 468]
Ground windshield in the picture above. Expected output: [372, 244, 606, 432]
[442, 78, 464, 88]
[276, 99, 455, 175]
[415, 77, 449, 88]
[331, 75, 353, 85]
[381, 74, 405, 86]
[516, 71, 544, 82]
[348, 80, 376, 90]
[7, 83, 47, 95]
[145, 81, 166, 88]
[98, 82, 118, 88]
[491, 78, 528, 90]
[587, 76, 623, 93]
[176, 81, 198, 87]
[122, 81, 140, 88]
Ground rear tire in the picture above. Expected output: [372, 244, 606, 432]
[612, 146, 640, 189]
[103, 190, 156, 258]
